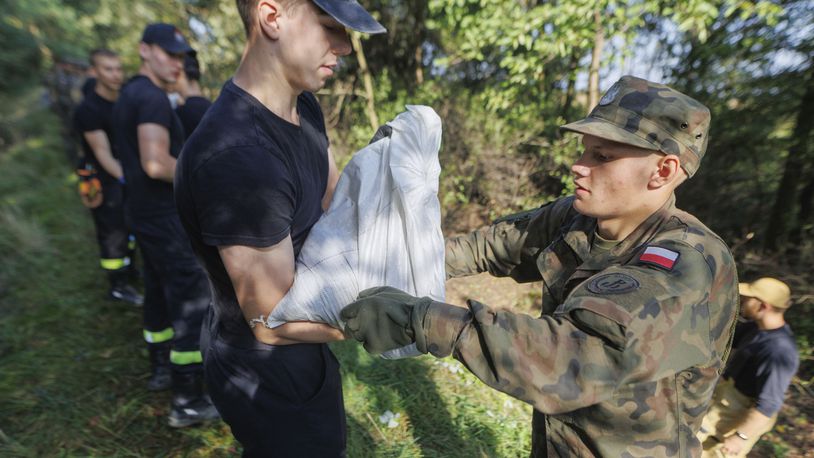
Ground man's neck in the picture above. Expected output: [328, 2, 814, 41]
[94, 83, 118, 102]
[596, 192, 672, 241]
[232, 41, 300, 124]
[140, 64, 167, 91]
[756, 314, 786, 331]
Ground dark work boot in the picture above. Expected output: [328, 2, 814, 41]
[107, 269, 143, 306]
[168, 368, 220, 428]
[146, 343, 172, 391]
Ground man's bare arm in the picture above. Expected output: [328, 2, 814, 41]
[137, 123, 176, 182]
[219, 236, 344, 345]
[322, 146, 340, 210]
[83, 130, 123, 180]
[720, 407, 774, 455]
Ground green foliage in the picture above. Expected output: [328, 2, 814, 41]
[671, 1, 811, 242]
[0, 19, 42, 93]
[424, 0, 745, 115]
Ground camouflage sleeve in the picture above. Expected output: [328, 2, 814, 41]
[445, 197, 575, 283]
[423, 241, 714, 414]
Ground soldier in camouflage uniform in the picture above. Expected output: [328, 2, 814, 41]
[342, 75, 739, 457]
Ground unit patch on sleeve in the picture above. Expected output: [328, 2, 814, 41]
[587, 273, 641, 295]
[638, 246, 680, 271]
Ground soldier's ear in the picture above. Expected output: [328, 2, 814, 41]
[257, 0, 283, 41]
[649, 154, 681, 189]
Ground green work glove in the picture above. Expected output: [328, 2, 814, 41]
[341, 286, 432, 355]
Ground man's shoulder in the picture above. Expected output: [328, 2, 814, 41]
[120, 76, 165, 106]
[181, 97, 266, 169]
[77, 93, 111, 117]
[74, 96, 108, 130]
[768, 325, 800, 352]
[73, 98, 92, 122]
[499, 195, 576, 226]
[124, 75, 158, 92]
[650, 208, 734, 273]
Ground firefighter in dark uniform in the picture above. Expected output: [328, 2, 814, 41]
[112, 23, 218, 427]
[343, 76, 740, 457]
[174, 0, 385, 455]
[73, 49, 142, 306]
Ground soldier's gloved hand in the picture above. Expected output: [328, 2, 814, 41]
[367, 125, 393, 145]
[341, 286, 432, 355]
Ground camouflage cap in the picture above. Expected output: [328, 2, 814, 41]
[561, 75, 711, 177]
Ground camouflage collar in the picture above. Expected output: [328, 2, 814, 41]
[564, 194, 678, 269]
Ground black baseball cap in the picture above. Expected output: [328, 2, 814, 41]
[312, 0, 386, 34]
[141, 23, 194, 54]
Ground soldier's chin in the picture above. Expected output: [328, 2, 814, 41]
[571, 199, 597, 217]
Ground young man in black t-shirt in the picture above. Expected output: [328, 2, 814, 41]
[174, 53, 212, 136]
[73, 49, 142, 306]
[175, 0, 385, 455]
[112, 23, 218, 428]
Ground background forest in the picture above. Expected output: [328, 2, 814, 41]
[1, 0, 812, 456]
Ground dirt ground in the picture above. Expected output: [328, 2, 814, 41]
[444, 274, 813, 457]
[446, 274, 542, 313]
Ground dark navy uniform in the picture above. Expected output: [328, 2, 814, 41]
[175, 80, 346, 457]
[73, 89, 136, 287]
[112, 74, 209, 373]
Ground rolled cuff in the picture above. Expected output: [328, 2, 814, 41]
[416, 301, 472, 357]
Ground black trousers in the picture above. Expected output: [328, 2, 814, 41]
[90, 182, 131, 262]
[133, 211, 210, 355]
[204, 318, 347, 457]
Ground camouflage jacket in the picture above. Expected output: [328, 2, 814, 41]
[425, 195, 738, 457]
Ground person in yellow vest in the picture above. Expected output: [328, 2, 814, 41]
[698, 277, 799, 457]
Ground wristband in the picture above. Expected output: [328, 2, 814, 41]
[734, 430, 749, 441]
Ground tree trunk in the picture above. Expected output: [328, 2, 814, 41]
[764, 63, 814, 251]
[412, 0, 426, 86]
[351, 32, 379, 130]
[791, 177, 814, 244]
[561, 52, 579, 121]
[587, 9, 605, 113]
[414, 45, 424, 86]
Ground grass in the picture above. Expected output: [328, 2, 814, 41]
[0, 92, 531, 457]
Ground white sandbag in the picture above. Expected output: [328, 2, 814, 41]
[266, 105, 446, 359]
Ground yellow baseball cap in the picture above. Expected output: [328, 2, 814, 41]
[738, 277, 791, 309]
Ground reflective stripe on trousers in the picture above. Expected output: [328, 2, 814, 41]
[100, 256, 131, 270]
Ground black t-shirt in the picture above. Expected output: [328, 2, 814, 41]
[81, 77, 96, 98]
[175, 80, 329, 335]
[73, 90, 119, 188]
[723, 321, 800, 416]
[176, 96, 212, 137]
[112, 75, 186, 219]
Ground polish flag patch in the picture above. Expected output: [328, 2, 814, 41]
[638, 246, 680, 270]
